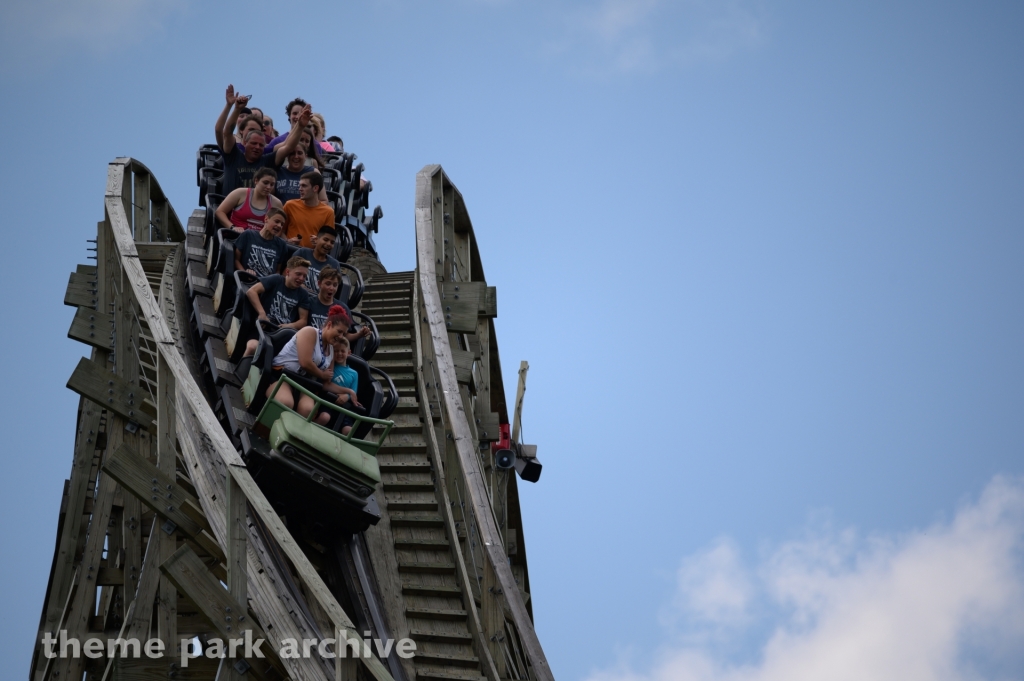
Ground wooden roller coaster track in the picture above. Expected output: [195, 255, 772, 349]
[31, 158, 552, 681]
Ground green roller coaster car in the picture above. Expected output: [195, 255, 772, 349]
[242, 372, 394, 511]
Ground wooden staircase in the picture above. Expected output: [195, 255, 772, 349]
[358, 272, 487, 681]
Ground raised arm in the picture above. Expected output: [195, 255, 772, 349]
[220, 94, 251, 153]
[214, 84, 235, 149]
[273, 105, 313, 165]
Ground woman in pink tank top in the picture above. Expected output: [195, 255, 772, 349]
[214, 167, 284, 232]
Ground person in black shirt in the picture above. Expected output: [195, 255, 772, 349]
[241, 256, 311, 358]
[307, 267, 372, 346]
[295, 226, 340, 297]
[234, 208, 289, 277]
[216, 90, 312, 194]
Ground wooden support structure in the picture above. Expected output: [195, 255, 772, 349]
[32, 157, 553, 681]
[415, 164, 553, 681]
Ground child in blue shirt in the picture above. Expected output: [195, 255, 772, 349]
[324, 336, 362, 434]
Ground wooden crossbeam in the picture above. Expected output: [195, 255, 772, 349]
[101, 444, 224, 563]
[68, 306, 113, 350]
[438, 282, 497, 333]
[64, 271, 98, 309]
[67, 357, 155, 431]
[451, 348, 474, 385]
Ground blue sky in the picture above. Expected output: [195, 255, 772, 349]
[1, 1, 1023, 679]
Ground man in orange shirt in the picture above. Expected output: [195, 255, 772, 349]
[283, 171, 335, 248]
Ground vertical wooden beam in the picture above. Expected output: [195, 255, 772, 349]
[121, 166, 133, 236]
[510, 361, 529, 446]
[432, 173, 445, 282]
[32, 401, 102, 680]
[152, 198, 168, 242]
[482, 561, 507, 678]
[133, 170, 150, 242]
[225, 467, 247, 681]
[443, 182, 456, 281]
[47, 467, 117, 681]
[476, 319, 492, 422]
[121, 492, 143, 622]
[155, 352, 177, 656]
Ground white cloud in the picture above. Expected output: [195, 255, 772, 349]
[589, 477, 1024, 681]
[667, 537, 752, 627]
[546, 0, 767, 76]
[0, 0, 185, 71]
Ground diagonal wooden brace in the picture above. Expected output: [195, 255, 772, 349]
[101, 444, 224, 563]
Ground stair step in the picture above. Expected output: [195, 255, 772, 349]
[399, 563, 457, 575]
[379, 460, 432, 471]
[405, 607, 466, 621]
[360, 304, 410, 315]
[380, 443, 428, 455]
[372, 314, 412, 324]
[359, 296, 411, 308]
[384, 480, 435, 491]
[395, 538, 451, 551]
[390, 512, 444, 527]
[366, 281, 413, 293]
[409, 629, 473, 644]
[414, 668, 485, 681]
[387, 499, 438, 512]
[388, 423, 423, 436]
[391, 398, 419, 414]
[379, 332, 411, 345]
[413, 652, 480, 668]
[371, 360, 416, 373]
[371, 347, 412, 359]
[401, 582, 460, 597]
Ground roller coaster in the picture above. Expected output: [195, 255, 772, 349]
[31, 152, 551, 681]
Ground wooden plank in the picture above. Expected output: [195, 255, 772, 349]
[65, 271, 98, 308]
[414, 165, 554, 681]
[155, 353, 177, 656]
[452, 348, 474, 385]
[134, 170, 150, 242]
[125, 516, 165, 640]
[112, 655, 219, 680]
[66, 357, 155, 431]
[69, 306, 113, 350]
[151, 199, 168, 243]
[474, 412, 501, 443]
[440, 282, 496, 317]
[225, 471, 247, 681]
[101, 443, 222, 562]
[510, 361, 529, 445]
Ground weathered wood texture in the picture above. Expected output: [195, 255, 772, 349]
[67, 357, 155, 431]
[68, 306, 113, 349]
[415, 164, 553, 681]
